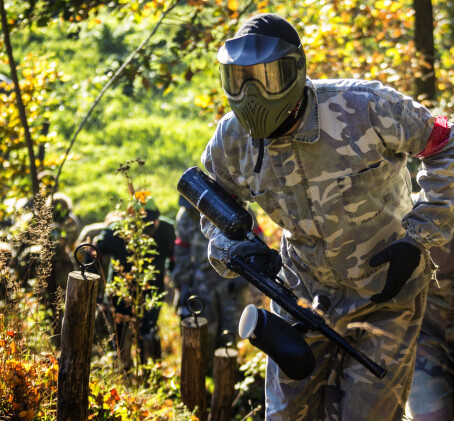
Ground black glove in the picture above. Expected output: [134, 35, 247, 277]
[228, 240, 282, 276]
[369, 240, 421, 303]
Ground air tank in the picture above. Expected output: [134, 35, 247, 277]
[177, 166, 253, 241]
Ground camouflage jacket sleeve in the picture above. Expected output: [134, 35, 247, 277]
[403, 121, 454, 248]
[371, 85, 454, 248]
[201, 124, 254, 278]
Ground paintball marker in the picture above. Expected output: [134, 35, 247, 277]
[177, 166, 386, 381]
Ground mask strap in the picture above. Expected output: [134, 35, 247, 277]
[269, 88, 308, 139]
[254, 138, 265, 173]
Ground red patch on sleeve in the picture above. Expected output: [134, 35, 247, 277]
[252, 225, 264, 236]
[175, 238, 190, 248]
[415, 116, 451, 159]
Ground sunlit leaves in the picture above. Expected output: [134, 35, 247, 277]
[0, 54, 67, 205]
[0, 314, 58, 419]
[282, 0, 413, 92]
[227, 0, 239, 18]
[194, 94, 212, 109]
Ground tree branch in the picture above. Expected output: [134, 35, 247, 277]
[53, 0, 180, 195]
[0, 0, 39, 195]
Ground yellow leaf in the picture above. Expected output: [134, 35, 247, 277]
[22, 69, 33, 79]
[194, 94, 212, 109]
[227, 0, 239, 11]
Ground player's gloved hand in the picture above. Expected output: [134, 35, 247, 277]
[369, 239, 421, 303]
[228, 240, 282, 276]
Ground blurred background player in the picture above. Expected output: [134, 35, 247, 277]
[172, 195, 263, 372]
[406, 194, 454, 420]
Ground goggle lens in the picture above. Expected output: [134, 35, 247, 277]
[220, 57, 298, 96]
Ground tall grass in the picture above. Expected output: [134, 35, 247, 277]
[0, 194, 58, 419]
[57, 113, 213, 224]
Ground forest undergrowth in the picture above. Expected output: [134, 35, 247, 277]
[0, 243, 268, 421]
[0, 172, 275, 420]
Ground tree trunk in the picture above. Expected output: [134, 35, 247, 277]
[413, 0, 436, 103]
[57, 271, 99, 421]
[0, 0, 39, 195]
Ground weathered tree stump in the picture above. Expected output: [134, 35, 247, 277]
[208, 347, 238, 421]
[180, 316, 208, 421]
[57, 271, 99, 421]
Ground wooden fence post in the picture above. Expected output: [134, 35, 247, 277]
[57, 271, 99, 421]
[208, 347, 238, 421]
[180, 316, 208, 421]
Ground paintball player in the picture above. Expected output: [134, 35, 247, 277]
[406, 221, 454, 420]
[96, 197, 175, 369]
[76, 210, 122, 342]
[172, 195, 263, 370]
[199, 13, 454, 420]
[46, 192, 81, 253]
[76, 210, 122, 278]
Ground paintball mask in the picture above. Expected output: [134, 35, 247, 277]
[217, 14, 306, 139]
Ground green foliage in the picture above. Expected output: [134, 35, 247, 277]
[88, 359, 196, 420]
[2, 0, 453, 221]
[105, 159, 166, 376]
[0, 184, 197, 420]
[0, 54, 68, 213]
[0, 196, 58, 419]
[233, 351, 266, 419]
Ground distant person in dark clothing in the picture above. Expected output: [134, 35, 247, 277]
[96, 197, 175, 369]
[172, 195, 263, 372]
[76, 210, 122, 283]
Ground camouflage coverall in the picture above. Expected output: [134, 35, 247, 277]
[172, 203, 250, 369]
[201, 78, 454, 420]
[406, 236, 454, 420]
